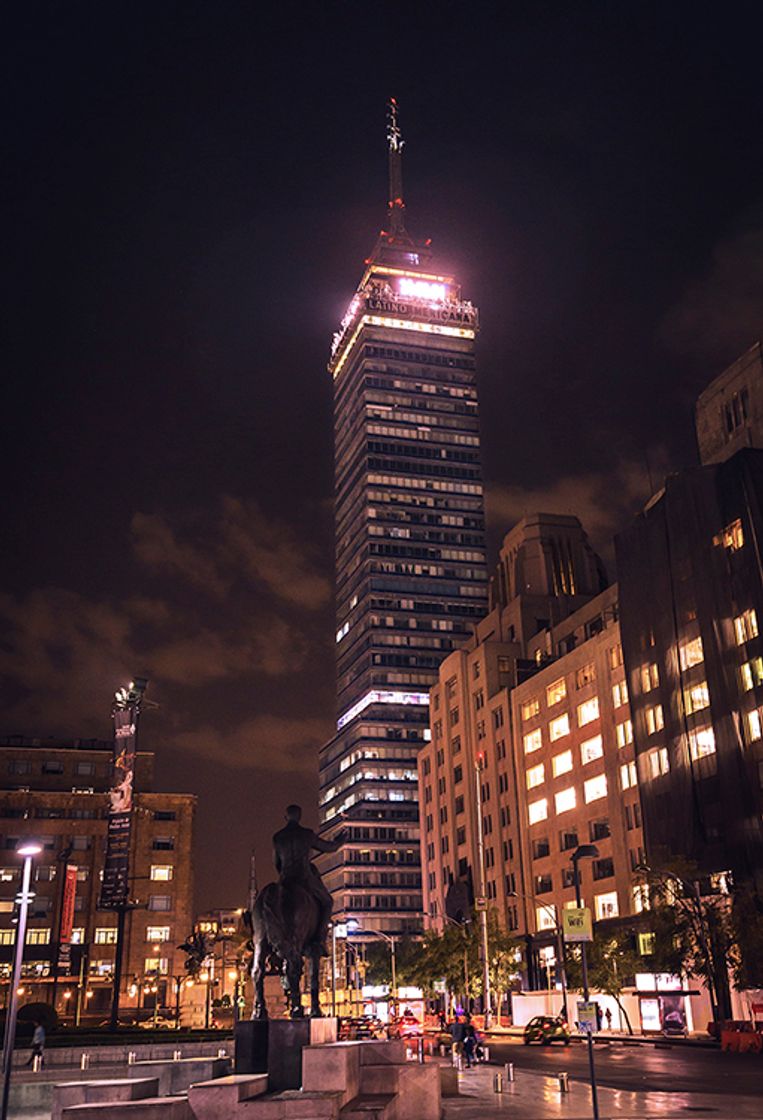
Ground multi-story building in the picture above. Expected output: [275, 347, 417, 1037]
[317, 104, 488, 937]
[695, 341, 763, 466]
[0, 736, 195, 1020]
[419, 516, 642, 984]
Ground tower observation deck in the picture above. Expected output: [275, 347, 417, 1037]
[318, 102, 488, 938]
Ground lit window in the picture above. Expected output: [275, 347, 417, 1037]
[523, 728, 542, 754]
[549, 713, 570, 742]
[714, 519, 744, 552]
[647, 747, 670, 778]
[689, 726, 716, 759]
[734, 609, 759, 646]
[616, 719, 634, 747]
[609, 644, 623, 669]
[584, 774, 607, 803]
[94, 927, 118, 944]
[26, 929, 51, 945]
[528, 798, 548, 824]
[0, 930, 15, 945]
[684, 682, 710, 715]
[645, 705, 664, 735]
[679, 637, 704, 670]
[144, 957, 169, 975]
[526, 763, 545, 790]
[594, 892, 619, 920]
[741, 658, 763, 691]
[546, 678, 567, 706]
[633, 886, 650, 914]
[620, 761, 637, 790]
[71, 928, 85, 944]
[536, 905, 557, 931]
[552, 750, 573, 777]
[0, 869, 16, 882]
[150, 866, 174, 882]
[640, 664, 659, 693]
[522, 697, 540, 721]
[612, 680, 628, 708]
[555, 787, 576, 814]
[146, 926, 171, 942]
[577, 697, 600, 727]
[749, 709, 763, 742]
[580, 735, 603, 765]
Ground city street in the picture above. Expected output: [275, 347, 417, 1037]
[488, 1037, 761, 1097]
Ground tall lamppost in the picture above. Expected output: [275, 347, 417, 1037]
[346, 922, 397, 1020]
[473, 754, 492, 1028]
[1, 841, 42, 1120]
[571, 844, 600, 1120]
[508, 889, 568, 1022]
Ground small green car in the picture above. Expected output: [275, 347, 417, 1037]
[523, 1015, 571, 1045]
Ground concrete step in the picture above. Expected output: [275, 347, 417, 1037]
[54, 1078, 160, 1120]
[340, 1093, 396, 1120]
[188, 1073, 268, 1117]
[62, 1097, 192, 1120]
[239, 1089, 343, 1118]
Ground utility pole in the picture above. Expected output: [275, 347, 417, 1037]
[474, 753, 491, 1028]
[572, 846, 600, 1120]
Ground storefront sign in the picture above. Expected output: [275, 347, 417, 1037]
[563, 906, 593, 942]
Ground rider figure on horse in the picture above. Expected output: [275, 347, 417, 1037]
[272, 805, 344, 957]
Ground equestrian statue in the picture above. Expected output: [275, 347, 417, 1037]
[251, 805, 344, 1018]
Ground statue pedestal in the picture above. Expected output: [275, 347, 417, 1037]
[235, 1017, 338, 1090]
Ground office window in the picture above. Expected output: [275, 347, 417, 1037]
[749, 709, 763, 742]
[640, 663, 659, 693]
[150, 865, 174, 881]
[0, 868, 18, 882]
[609, 644, 623, 669]
[521, 697, 540, 721]
[536, 905, 557, 931]
[594, 892, 619, 920]
[528, 798, 548, 825]
[42, 760, 64, 775]
[546, 678, 567, 706]
[94, 927, 118, 944]
[592, 858, 615, 880]
[647, 747, 670, 778]
[741, 658, 763, 691]
[493, 707, 505, 729]
[577, 697, 600, 727]
[645, 704, 664, 735]
[455, 795, 464, 815]
[75, 761, 95, 776]
[679, 636, 704, 670]
[584, 774, 607, 803]
[534, 874, 552, 895]
[734, 609, 759, 645]
[552, 750, 573, 777]
[532, 837, 550, 859]
[473, 690, 484, 710]
[555, 787, 576, 814]
[684, 682, 710, 715]
[576, 663, 596, 689]
[590, 818, 610, 841]
[526, 763, 545, 790]
[612, 680, 628, 708]
[620, 761, 637, 790]
[152, 837, 175, 851]
[0, 930, 15, 945]
[146, 926, 171, 942]
[559, 829, 578, 851]
[689, 726, 717, 758]
[616, 719, 633, 747]
[456, 827, 466, 846]
[549, 713, 570, 742]
[580, 735, 603, 765]
[523, 728, 542, 754]
[144, 957, 169, 975]
[26, 928, 51, 945]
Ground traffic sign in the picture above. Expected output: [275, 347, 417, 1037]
[563, 906, 593, 942]
[577, 999, 598, 1033]
[474, 897, 488, 912]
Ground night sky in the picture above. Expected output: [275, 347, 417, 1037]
[4, 2, 763, 912]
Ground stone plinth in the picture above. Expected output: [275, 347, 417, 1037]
[234, 1018, 338, 1089]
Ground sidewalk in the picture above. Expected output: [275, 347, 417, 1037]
[442, 1063, 762, 1119]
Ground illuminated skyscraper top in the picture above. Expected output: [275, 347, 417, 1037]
[319, 103, 488, 938]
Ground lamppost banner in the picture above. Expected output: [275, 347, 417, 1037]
[60, 864, 78, 943]
[99, 707, 137, 909]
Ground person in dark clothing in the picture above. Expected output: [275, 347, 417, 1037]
[463, 1022, 477, 1068]
[25, 1020, 45, 1067]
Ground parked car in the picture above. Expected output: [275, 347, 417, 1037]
[523, 1015, 570, 1046]
[388, 1010, 422, 1039]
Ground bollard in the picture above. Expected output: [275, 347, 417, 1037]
[505, 1061, 515, 1083]
[416, 1037, 425, 1063]
[217, 1048, 227, 1058]
[439, 1044, 447, 1058]
[457, 1055, 464, 1071]
[493, 1072, 503, 1094]
[173, 1049, 182, 1061]
[482, 1045, 490, 1062]
[558, 1072, 569, 1093]
[80, 1053, 90, 1071]
[128, 1051, 136, 1065]
[32, 1054, 42, 1074]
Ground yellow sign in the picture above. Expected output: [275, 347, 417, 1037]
[563, 907, 593, 942]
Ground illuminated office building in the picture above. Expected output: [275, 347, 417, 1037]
[317, 103, 488, 936]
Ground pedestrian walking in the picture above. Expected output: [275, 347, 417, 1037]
[605, 1007, 612, 1031]
[25, 1019, 45, 1068]
[463, 1022, 477, 1068]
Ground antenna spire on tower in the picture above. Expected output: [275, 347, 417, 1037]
[386, 97, 406, 236]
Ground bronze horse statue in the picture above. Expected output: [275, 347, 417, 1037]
[250, 880, 324, 1019]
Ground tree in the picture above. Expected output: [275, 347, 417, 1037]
[486, 914, 523, 1027]
[564, 930, 641, 1034]
[728, 880, 763, 991]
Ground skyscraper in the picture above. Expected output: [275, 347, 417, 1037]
[317, 103, 488, 937]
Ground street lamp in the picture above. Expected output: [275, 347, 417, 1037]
[571, 844, 600, 1120]
[1, 841, 42, 1120]
[508, 890, 568, 1022]
[346, 922, 397, 1020]
[635, 863, 720, 1022]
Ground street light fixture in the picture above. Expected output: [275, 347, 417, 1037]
[571, 844, 600, 1120]
[345, 921, 398, 1020]
[1, 841, 42, 1120]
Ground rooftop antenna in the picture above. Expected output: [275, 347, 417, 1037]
[386, 97, 406, 237]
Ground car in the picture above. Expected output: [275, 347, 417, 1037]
[338, 1016, 385, 1040]
[388, 1010, 422, 1039]
[523, 1015, 570, 1046]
